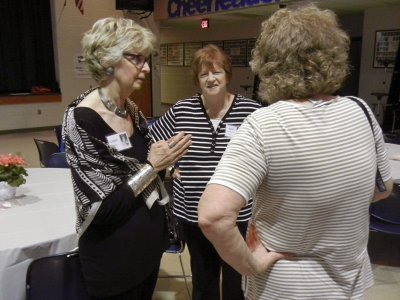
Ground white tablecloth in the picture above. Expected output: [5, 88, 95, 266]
[0, 168, 78, 300]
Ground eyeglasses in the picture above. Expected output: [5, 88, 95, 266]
[123, 53, 148, 69]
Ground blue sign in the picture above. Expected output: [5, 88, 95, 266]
[168, 0, 280, 18]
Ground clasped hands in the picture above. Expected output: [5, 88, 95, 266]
[147, 132, 192, 172]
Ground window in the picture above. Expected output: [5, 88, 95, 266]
[0, 0, 59, 94]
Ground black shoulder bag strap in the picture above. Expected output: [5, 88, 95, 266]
[347, 96, 387, 192]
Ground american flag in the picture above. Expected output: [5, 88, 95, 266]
[75, 0, 84, 15]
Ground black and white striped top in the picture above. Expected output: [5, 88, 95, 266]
[150, 93, 261, 224]
[209, 96, 391, 299]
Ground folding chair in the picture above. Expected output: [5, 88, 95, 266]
[159, 186, 192, 299]
[368, 183, 400, 266]
[159, 239, 192, 299]
[26, 251, 89, 300]
[146, 116, 160, 128]
[33, 138, 60, 167]
[54, 125, 65, 152]
[370, 216, 400, 234]
[46, 152, 69, 168]
[369, 182, 400, 233]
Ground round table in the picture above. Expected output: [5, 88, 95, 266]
[0, 168, 78, 300]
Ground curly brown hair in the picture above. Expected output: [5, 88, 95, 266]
[250, 5, 350, 104]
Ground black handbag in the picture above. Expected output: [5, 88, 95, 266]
[165, 197, 184, 244]
[348, 96, 387, 192]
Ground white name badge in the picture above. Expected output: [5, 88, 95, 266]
[106, 131, 132, 151]
[225, 124, 239, 138]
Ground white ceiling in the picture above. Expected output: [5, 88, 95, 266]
[159, 0, 400, 29]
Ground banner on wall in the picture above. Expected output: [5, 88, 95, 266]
[156, 0, 280, 19]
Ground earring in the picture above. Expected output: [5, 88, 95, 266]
[105, 67, 114, 76]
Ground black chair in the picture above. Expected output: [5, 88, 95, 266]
[158, 185, 192, 299]
[368, 183, 400, 266]
[33, 138, 60, 167]
[26, 251, 89, 300]
[159, 239, 192, 299]
[369, 182, 400, 234]
[146, 116, 160, 128]
[47, 152, 69, 168]
[54, 125, 65, 152]
[370, 216, 400, 234]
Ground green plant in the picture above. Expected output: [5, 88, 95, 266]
[0, 154, 28, 187]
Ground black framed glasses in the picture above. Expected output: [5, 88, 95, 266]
[123, 53, 148, 69]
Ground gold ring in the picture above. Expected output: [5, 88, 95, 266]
[168, 141, 175, 149]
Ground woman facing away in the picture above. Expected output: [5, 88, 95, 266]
[150, 44, 261, 299]
[198, 5, 393, 300]
[62, 17, 191, 299]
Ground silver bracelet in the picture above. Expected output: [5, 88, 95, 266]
[127, 164, 157, 197]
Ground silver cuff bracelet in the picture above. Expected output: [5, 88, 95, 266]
[127, 164, 157, 197]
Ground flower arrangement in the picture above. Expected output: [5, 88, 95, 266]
[0, 154, 28, 187]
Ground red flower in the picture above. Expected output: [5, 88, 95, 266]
[0, 154, 28, 187]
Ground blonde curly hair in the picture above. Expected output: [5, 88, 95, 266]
[250, 5, 350, 104]
[81, 17, 155, 84]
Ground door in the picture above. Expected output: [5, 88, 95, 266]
[129, 74, 152, 117]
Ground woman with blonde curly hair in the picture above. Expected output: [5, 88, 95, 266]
[62, 17, 191, 299]
[199, 5, 392, 299]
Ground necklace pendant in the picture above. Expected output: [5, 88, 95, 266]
[116, 109, 128, 119]
[98, 88, 128, 119]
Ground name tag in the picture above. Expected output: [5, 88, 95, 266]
[225, 124, 239, 138]
[106, 131, 132, 151]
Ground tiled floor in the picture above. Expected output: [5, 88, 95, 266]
[1, 128, 399, 300]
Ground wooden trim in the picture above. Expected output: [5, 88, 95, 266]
[0, 94, 61, 105]
[0, 126, 55, 135]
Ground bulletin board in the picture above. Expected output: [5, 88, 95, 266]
[247, 39, 256, 63]
[159, 44, 168, 66]
[223, 39, 248, 67]
[184, 42, 202, 66]
[202, 40, 224, 49]
[167, 43, 184, 66]
[373, 29, 400, 68]
[160, 39, 257, 68]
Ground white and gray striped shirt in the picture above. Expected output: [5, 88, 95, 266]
[209, 96, 391, 299]
[150, 93, 261, 223]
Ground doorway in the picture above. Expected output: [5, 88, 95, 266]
[129, 74, 152, 117]
[339, 37, 362, 96]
